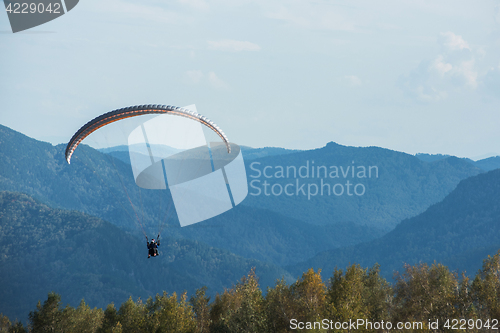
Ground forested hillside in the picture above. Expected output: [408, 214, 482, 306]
[0, 125, 387, 267]
[0, 191, 292, 322]
[416, 153, 500, 171]
[290, 169, 500, 278]
[1, 125, 485, 234]
[244, 141, 483, 230]
[2, 124, 500, 330]
[2, 253, 500, 333]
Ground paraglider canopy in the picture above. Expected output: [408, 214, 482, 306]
[65, 104, 230, 164]
[64, 103, 248, 230]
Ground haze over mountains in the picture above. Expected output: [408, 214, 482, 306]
[289, 168, 500, 279]
[243, 141, 483, 230]
[1, 123, 500, 322]
[416, 153, 500, 171]
[0, 191, 291, 322]
[0, 125, 383, 267]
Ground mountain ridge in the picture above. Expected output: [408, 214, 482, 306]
[288, 168, 500, 279]
[0, 191, 293, 322]
[242, 140, 483, 230]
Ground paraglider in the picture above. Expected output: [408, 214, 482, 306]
[146, 236, 160, 258]
[65, 103, 248, 259]
[64, 104, 237, 259]
[65, 104, 230, 165]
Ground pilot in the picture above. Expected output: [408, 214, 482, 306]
[146, 236, 160, 258]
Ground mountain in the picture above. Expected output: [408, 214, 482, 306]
[0, 124, 144, 230]
[98, 141, 488, 232]
[2, 123, 499, 322]
[0, 125, 384, 267]
[0, 124, 487, 265]
[0, 191, 293, 322]
[99, 145, 301, 165]
[98, 144, 183, 165]
[416, 153, 500, 171]
[239, 146, 302, 160]
[173, 205, 383, 266]
[243, 141, 483, 230]
[289, 169, 500, 279]
[415, 153, 453, 162]
[0, 124, 488, 268]
[473, 156, 500, 171]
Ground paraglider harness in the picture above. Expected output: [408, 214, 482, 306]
[146, 235, 160, 258]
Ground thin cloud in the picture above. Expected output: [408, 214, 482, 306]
[208, 71, 229, 90]
[432, 55, 477, 89]
[440, 31, 470, 51]
[398, 60, 449, 102]
[184, 70, 204, 84]
[207, 40, 261, 52]
[482, 67, 500, 98]
[178, 0, 209, 11]
[476, 47, 486, 58]
[344, 75, 362, 87]
[415, 85, 448, 102]
[455, 59, 477, 88]
[183, 70, 229, 90]
[94, 0, 184, 24]
[433, 55, 453, 76]
[263, 1, 358, 31]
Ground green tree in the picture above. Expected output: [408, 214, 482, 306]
[291, 268, 326, 326]
[7, 321, 27, 333]
[116, 297, 147, 333]
[362, 264, 392, 323]
[0, 314, 10, 332]
[98, 304, 119, 333]
[393, 263, 459, 332]
[28, 292, 65, 333]
[210, 268, 265, 333]
[327, 265, 367, 326]
[456, 273, 476, 321]
[190, 287, 211, 333]
[64, 300, 103, 333]
[146, 291, 196, 333]
[325, 264, 391, 333]
[264, 278, 295, 333]
[208, 291, 231, 333]
[471, 250, 500, 320]
[110, 322, 122, 333]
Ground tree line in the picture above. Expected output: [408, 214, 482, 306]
[1, 251, 500, 333]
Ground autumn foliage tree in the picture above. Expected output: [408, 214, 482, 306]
[392, 263, 460, 332]
[472, 252, 500, 320]
[4, 252, 500, 333]
[209, 268, 264, 333]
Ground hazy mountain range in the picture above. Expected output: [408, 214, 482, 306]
[1, 123, 500, 322]
[0, 191, 292, 322]
[289, 168, 500, 279]
[241, 141, 483, 230]
[416, 153, 500, 171]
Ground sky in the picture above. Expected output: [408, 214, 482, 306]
[1, 0, 499, 159]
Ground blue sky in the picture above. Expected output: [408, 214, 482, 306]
[1, 0, 499, 158]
